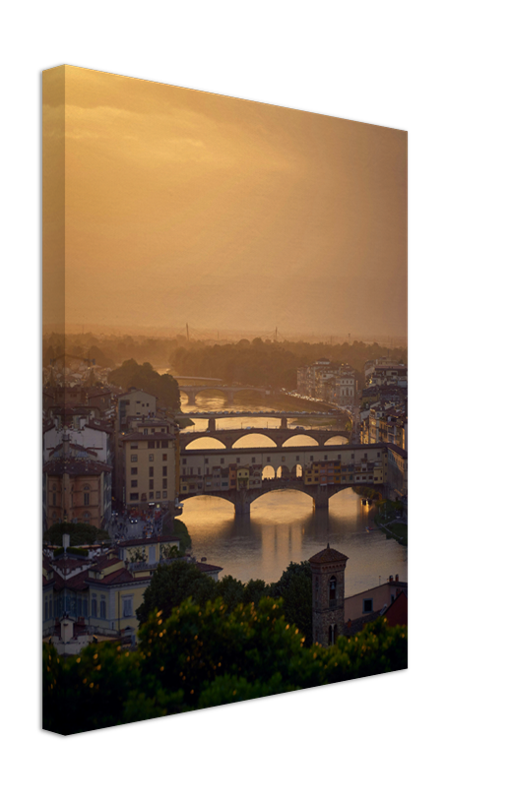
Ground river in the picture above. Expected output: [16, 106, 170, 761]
[176, 389, 407, 597]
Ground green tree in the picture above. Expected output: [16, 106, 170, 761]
[217, 575, 245, 612]
[136, 560, 218, 624]
[271, 561, 313, 644]
[43, 522, 109, 547]
[43, 602, 407, 734]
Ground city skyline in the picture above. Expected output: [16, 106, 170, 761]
[43, 66, 407, 341]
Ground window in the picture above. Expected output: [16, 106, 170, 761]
[237, 458, 240, 463]
[266, 457, 271, 463]
[252, 457, 256, 463]
[363, 598, 373, 614]
[163, 454, 168, 461]
[122, 596, 133, 617]
[131, 454, 138, 462]
[329, 576, 337, 601]
[130, 492, 139, 501]
[161, 441, 168, 449]
[296, 456, 299, 461]
[84, 492, 90, 506]
[205, 458, 208, 464]
[149, 492, 154, 499]
[149, 479, 154, 490]
[131, 443, 138, 449]
[131, 480, 138, 488]
[220, 458, 224, 464]
[163, 479, 167, 489]
[149, 454, 154, 462]
[182, 459, 187, 465]
[149, 467, 154, 477]
[156, 491, 161, 499]
[100, 596, 106, 619]
[131, 467, 138, 475]
[91, 595, 97, 617]
[162, 491, 167, 498]
[52, 493, 56, 506]
[148, 441, 155, 449]
[144, 428, 148, 435]
[162, 466, 167, 476]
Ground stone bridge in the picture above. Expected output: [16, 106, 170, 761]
[179, 442, 391, 515]
[180, 427, 350, 449]
[178, 385, 269, 405]
[180, 476, 384, 515]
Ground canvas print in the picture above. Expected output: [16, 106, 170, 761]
[42, 66, 407, 735]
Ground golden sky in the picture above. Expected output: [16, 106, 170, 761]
[43, 65, 407, 340]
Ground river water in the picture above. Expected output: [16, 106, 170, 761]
[176, 390, 407, 597]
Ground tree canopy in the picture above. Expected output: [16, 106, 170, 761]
[108, 360, 180, 410]
[43, 600, 407, 735]
[43, 522, 109, 547]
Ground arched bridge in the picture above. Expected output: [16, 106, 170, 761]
[178, 385, 269, 405]
[179, 442, 391, 515]
[180, 427, 350, 449]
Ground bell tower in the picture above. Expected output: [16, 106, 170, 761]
[309, 544, 348, 646]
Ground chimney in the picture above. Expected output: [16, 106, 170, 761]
[389, 575, 393, 583]
[395, 574, 399, 582]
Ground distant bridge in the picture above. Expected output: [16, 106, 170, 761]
[175, 410, 341, 420]
[178, 385, 269, 405]
[173, 376, 224, 384]
[180, 427, 350, 449]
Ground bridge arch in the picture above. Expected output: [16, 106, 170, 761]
[232, 433, 278, 449]
[181, 493, 235, 510]
[184, 437, 227, 450]
[324, 434, 349, 446]
[282, 433, 320, 447]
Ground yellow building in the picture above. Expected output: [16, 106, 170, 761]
[43, 533, 183, 655]
[122, 418, 178, 512]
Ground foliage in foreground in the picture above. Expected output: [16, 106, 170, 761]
[43, 598, 407, 735]
[43, 522, 109, 547]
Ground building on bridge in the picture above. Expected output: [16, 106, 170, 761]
[179, 443, 397, 515]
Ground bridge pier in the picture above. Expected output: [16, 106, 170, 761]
[234, 497, 251, 516]
[280, 417, 288, 429]
[207, 417, 217, 431]
[313, 488, 329, 513]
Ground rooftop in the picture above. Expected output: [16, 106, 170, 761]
[309, 544, 349, 564]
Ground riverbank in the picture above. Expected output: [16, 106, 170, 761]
[374, 516, 408, 546]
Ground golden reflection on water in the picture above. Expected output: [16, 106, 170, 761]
[179, 397, 407, 595]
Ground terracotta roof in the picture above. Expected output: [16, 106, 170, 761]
[88, 567, 150, 585]
[309, 544, 349, 564]
[43, 458, 112, 475]
[384, 591, 408, 627]
[119, 535, 180, 547]
[344, 610, 380, 636]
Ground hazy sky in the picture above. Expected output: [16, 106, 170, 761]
[43, 66, 407, 340]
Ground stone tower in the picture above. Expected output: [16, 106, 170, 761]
[309, 544, 348, 646]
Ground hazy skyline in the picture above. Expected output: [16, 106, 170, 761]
[43, 66, 407, 341]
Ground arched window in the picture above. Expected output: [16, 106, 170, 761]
[329, 576, 337, 601]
